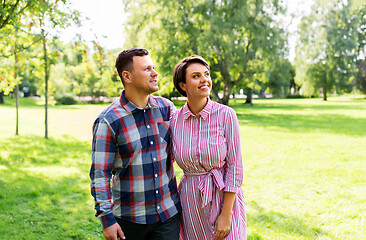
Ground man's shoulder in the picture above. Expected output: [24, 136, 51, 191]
[151, 95, 175, 109]
[96, 99, 123, 123]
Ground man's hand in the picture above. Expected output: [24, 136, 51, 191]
[213, 214, 231, 240]
[103, 223, 125, 240]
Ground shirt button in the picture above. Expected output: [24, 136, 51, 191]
[147, 125, 150, 129]
[155, 174, 158, 178]
[150, 141, 154, 145]
[153, 158, 157, 161]
[156, 190, 159, 194]
[157, 206, 160, 210]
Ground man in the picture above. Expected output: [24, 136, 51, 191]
[90, 48, 181, 240]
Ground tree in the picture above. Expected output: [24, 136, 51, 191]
[0, 0, 33, 29]
[122, 0, 288, 105]
[0, 0, 36, 103]
[350, 4, 366, 95]
[356, 60, 366, 93]
[30, 1, 79, 138]
[266, 59, 293, 97]
[295, 0, 364, 100]
[0, 0, 79, 137]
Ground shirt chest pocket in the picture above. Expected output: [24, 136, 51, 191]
[157, 121, 170, 144]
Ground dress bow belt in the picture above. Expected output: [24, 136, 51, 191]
[184, 168, 225, 224]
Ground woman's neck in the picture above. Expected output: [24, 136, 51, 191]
[187, 97, 208, 115]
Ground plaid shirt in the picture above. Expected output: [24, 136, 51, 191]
[90, 91, 181, 229]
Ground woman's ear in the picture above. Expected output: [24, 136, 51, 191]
[179, 82, 186, 92]
[122, 71, 131, 83]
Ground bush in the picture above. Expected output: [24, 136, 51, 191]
[286, 94, 305, 99]
[55, 95, 77, 105]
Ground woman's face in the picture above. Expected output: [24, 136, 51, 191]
[179, 63, 211, 99]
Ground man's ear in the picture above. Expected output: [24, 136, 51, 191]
[122, 71, 131, 83]
[179, 82, 186, 92]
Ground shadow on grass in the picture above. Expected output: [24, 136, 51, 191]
[228, 99, 366, 137]
[0, 135, 102, 239]
[231, 98, 366, 111]
[238, 112, 366, 137]
[0, 135, 90, 166]
[247, 202, 330, 239]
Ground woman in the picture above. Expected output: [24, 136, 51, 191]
[170, 55, 246, 240]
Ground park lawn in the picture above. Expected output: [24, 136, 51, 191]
[0, 96, 365, 239]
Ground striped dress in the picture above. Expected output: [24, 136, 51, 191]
[170, 99, 246, 240]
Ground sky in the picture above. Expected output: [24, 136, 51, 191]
[61, 0, 314, 61]
[60, 0, 126, 50]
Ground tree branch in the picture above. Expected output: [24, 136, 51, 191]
[0, 0, 21, 29]
[234, 0, 259, 85]
[0, 34, 43, 58]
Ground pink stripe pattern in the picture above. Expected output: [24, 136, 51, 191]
[171, 99, 247, 240]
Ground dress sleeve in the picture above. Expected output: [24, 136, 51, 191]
[90, 117, 117, 228]
[223, 107, 244, 193]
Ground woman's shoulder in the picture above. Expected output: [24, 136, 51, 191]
[210, 100, 236, 116]
[170, 105, 184, 121]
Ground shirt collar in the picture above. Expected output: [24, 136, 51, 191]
[119, 90, 158, 113]
[182, 98, 212, 120]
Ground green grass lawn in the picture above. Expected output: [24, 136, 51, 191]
[0, 96, 365, 239]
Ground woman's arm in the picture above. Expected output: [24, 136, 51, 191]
[214, 192, 236, 240]
[214, 107, 244, 240]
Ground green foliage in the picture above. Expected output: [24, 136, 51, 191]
[0, 0, 80, 99]
[295, 0, 366, 100]
[55, 94, 77, 105]
[356, 59, 366, 93]
[266, 59, 293, 97]
[122, 0, 289, 105]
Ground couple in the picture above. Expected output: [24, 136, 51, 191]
[90, 48, 246, 240]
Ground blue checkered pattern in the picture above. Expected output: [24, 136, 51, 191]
[90, 91, 181, 228]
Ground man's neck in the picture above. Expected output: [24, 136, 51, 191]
[124, 89, 150, 108]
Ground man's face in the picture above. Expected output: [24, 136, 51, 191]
[129, 55, 159, 95]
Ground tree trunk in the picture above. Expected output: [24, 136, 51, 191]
[42, 29, 49, 139]
[14, 50, 19, 136]
[244, 87, 253, 106]
[221, 82, 233, 106]
[323, 73, 327, 101]
[0, 91, 4, 104]
[210, 88, 223, 104]
[323, 87, 327, 101]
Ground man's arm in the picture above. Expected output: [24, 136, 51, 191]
[90, 117, 120, 235]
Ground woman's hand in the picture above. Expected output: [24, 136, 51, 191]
[213, 213, 231, 240]
[213, 191, 236, 240]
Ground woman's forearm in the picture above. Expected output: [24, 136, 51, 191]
[220, 191, 236, 217]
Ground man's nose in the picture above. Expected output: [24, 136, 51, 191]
[151, 69, 158, 76]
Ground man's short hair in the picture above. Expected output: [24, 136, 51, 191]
[115, 48, 149, 84]
[173, 55, 210, 97]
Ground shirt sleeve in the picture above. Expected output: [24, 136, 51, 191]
[168, 100, 177, 163]
[90, 117, 117, 229]
[223, 107, 244, 193]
